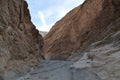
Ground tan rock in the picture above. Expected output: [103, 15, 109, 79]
[71, 18, 120, 80]
[44, 0, 120, 60]
[0, 0, 44, 79]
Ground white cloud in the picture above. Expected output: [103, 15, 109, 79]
[38, 11, 52, 31]
[38, 11, 47, 27]
[37, 8, 68, 31]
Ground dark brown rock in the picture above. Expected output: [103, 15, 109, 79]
[0, 0, 43, 79]
[44, 0, 120, 60]
[0, 75, 4, 80]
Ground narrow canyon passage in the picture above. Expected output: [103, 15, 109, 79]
[0, 0, 120, 80]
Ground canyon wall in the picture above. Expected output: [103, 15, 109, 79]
[0, 0, 43, 79]
[44, 0, 120, 60]
[43, 0, 120, 80]
[71, 17, 120, 80]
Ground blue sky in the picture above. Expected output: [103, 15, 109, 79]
[27, 0, 85, 31]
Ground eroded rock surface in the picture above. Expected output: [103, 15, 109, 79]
[71, 18, 120, 80]
[43, 0, 120, 80]
[16, 60, 102, 80]
[0, 0, 43, 79]
[44, 0, 120, 60]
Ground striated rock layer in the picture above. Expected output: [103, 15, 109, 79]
[44, 0, 120, 60]
[71, 17, 120, 80]
[0, 0, 43, 79]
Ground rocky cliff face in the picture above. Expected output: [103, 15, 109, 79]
[71, 17, 120, 80]
[44, 0, 120, 60]
[43, 0, 120, 80]
[0, 0, 43, 79]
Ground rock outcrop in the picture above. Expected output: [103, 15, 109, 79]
[0, 0, 43, 79]
[44, 0, 120, 60]
[71, 18, 120, 80]
[88, 18, 120, 80]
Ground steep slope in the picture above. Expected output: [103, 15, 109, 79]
[44, 0, 120, 60]
[0, 0, 43, 79]
[71, 18, 120, 80]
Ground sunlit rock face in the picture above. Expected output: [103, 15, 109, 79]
[0, 0, 43, 79]
[44, 0, 120, 60]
